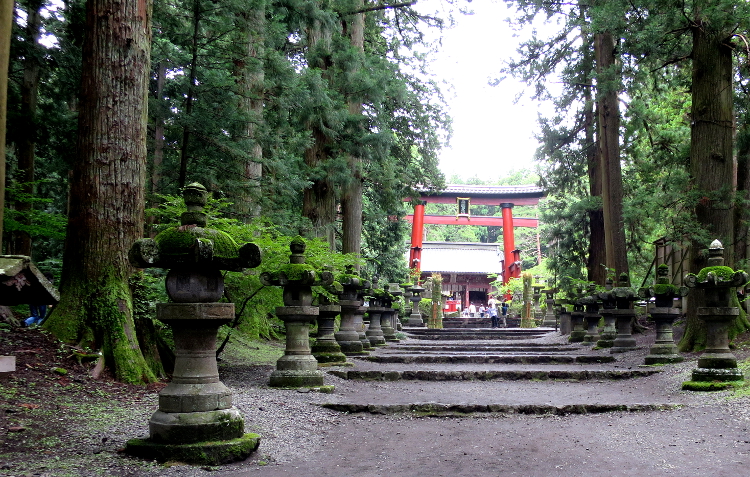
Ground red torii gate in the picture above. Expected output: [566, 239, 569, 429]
[405, 184, 546, 284]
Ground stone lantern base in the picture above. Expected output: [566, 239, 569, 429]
[569, 312, 586, 342]
[124, 302, 259, 465]
[270, 307, 325, 387]
[125, 433, 260, 465]
[644, 307, 683, 365]
[312, 305, 348, 365]
[685, 308, 743, 386]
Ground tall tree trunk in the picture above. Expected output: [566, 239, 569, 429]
[12, 0, 43, 256]
[146, 60, 166, 238]
[234, 2, 265, 221]
[341, 4, 365, 261]
[0, 0, 14, 250]
[45, 0, 158, 384]
[680, 8, 747, 351]
[178, 0, 201, 189]
[580, 23, 606, 285]
[302, 8, 336, 247]
[595, 31, 629, 278]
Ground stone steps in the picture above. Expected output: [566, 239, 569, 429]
[329, 368, 658, 381]
[404, 328, 552, 341]
[319, 402, 679, 416]
[361, 354, 616, 364]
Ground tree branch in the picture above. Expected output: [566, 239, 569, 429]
[345, 1, 416, 15]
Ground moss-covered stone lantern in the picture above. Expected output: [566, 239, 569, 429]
[260, 236, 333, 387]
[596, 278, 617, 348]
[608, 273, 638, 353]
[569, 288, 587, 343]
[406, 283, 425, 327]
[382, 283, 403, 342]
[541, 284, 557, 328]
[334, 266, 371, 356]
[125, 182, 261, 465]
[364, 278, 388, 347]
[683, 240, 746, 385]
[311, 272, 347, 365]
[639, 264, 687, 364]
[580, 283, 601, 345]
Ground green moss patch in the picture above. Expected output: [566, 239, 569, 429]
[695, 266, 740, 282]
[681, 380, 744, 391]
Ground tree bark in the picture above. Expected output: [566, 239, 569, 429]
[341, 3, 365, 261]
[234, 3, 265, 221]
[595, 31, 629, 278]
[45, 0, 158, 384]
[0, 0, 14, 248]
[302, 6, 336, 247]
[680, 8, 748, 351]
[12, 0, 44, 256]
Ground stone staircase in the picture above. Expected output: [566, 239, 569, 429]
[319, 326, 686, 416]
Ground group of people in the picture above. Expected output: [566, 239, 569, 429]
[460, 297, 509, 328]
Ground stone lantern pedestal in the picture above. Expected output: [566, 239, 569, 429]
[270, 306, 325, 387]
[312, 303, 347, 365]
[644, 307, 683, 364]
[610, 309, 637, 353]
[569, 296, 586, 342]
[382, 284, 402, 341]
[365, 302, 387, 346]
[542, 288, 557, 327]
[558, 301, 571, 335]
[532, 284, 544, 323]
[691, 307, 743, 381]
[581, 286, 601, 345]
[596, 308, 617, 348]
[336, 299, 367, 355]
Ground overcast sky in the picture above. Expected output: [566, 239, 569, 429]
[416, 0, 553, 182]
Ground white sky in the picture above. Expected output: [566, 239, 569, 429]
[417, 0, 551, 182]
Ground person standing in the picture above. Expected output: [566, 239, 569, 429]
[489, 303, 499, 328]
[468, 302, 476, 317]
[479, 304, 486, 318]
[501, 301, 509, 328]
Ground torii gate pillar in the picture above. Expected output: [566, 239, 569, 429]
[409, 201, 426, 271]
[501, 203, 520, 284]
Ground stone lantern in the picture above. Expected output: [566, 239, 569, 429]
[365, 280, 388, 347]
[580, 283, 601, 345]
[125, 183, 261, 464]
[532, 281, 545, 322]
[311, 274, 347, 366]
[684, 240, 746, 383]
[541, 285, 557, 328]
[406, 283, 425, 327]
[639, 264, 687, 364]
[260, 237, 332, 387]
[382, 283, 402, 342]
[596, 278, 617, 348]
[608, 273, 639, 353]
[334, 266, 370, 356]
[569, 288, 587, 343]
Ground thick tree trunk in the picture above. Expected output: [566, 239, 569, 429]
[341, 5, 365, 261]
[12, 0, 43, 256]
[595, 31, 628, 278]
[584, 76, 606, 284]
[302, 9, 336, 247]
[45, 0, 157, 384]
[680, 9, 748, 352]
[0, 0, 14, 249]
[234, 4, 265, 221]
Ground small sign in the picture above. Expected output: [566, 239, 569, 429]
[456, 197, 470, 219]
